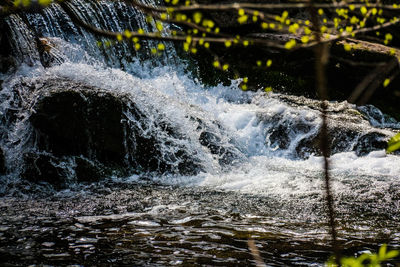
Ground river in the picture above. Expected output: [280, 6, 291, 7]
[0, 0, 399, 266]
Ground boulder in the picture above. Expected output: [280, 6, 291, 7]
[199, 130, 240, 165]
[21, 153, 116, 188]
[31, 86, 134, 166]
[354, 132, 388, 156]
[255, 94, 394, 158]
[24, 78, 202, 186]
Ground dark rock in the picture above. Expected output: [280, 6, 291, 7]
[194, 115, 242, 166]
[31, 88, 133, 166]
[290, 124, 390, 158]
[21, 152, 70, 188]
[268, 124, 291, 150]
[3, 14, 40, 66]
[26, 78, 202, 185]
[0, 55, 16, 74]
[0, 18, 16, 73]
[257, 95, 394, 158]
[21, 153, 119, 188]
[330, 130, 359, 155]
[75, 157, 110, 183]
[0, 147, 5, 174]
[37, 38, 65, 68]
[354, 132, 388, 156]
[199, 131, 239, 165]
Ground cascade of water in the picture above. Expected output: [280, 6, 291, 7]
[5, 0, 174, 71]
[2, 4, 400, 266]
[3, 14, 41, 66]
[0, 0, 399, 197]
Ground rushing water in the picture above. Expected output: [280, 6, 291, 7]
[1, 1, 400, 266]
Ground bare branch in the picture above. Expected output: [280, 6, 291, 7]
[308, 0, 340, 265]
[122, 0, 400, 13]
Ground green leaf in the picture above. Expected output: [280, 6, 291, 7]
[157, 43, 165, 51]
[156, 21, 163, 31]
[341, 257, 362, 267]
[383, 78, 391, 87]
[385, 250, 399, 259]
[387, 133, 400, 153]
[38, 0, 52, 6]
[378, 244, 387, 260]
[22, 0, 30, 7]
[193, 12, 202, 24]
[356, 253, 370, 263]
[237, 15, 248, 24]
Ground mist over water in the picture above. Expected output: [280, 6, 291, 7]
[1, 1, 400, 265]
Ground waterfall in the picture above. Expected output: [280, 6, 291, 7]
[1, 2, 400, 266]
[3, 0, 174, 70]
[3, 14, 41, 66]
[0, 0, 400, 197]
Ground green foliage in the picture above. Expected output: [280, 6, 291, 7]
[10, 0, 400, 91]
[8, 0, 400, 106]
[387, 132, 400, 153]
[326, 244, 399, 267]
[13, 0, 52, 7]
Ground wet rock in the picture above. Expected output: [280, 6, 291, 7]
[38, 37, 65, 68]
[75, 157, 110, 183]
[194, 115, 242, 166]
[267, 124, 291, 150]
[199, 131, 238, 165]
[31, 88, 133, 166]
[295, 124, 391, 158]
[0, 147, 5, 174]
[25, 78, 202, 185]
[0, 19, 16, 73]
[0, 55, 16, 73]
[354, 132, 388, 156]
[256, 94, 394, 158]
[3, 14, 40, 66]
[21, 152, 70, 188]
[330, 130, 359, 155]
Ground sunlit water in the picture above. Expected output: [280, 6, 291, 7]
[1, 47, 399, 265]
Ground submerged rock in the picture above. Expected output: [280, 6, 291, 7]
[195, 116, 242, 166]
[21, 153, 115, 188]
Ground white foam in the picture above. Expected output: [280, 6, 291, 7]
[3, 44, 400, 204]
[152, 150, 400, 205]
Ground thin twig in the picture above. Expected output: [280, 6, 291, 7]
[308, 0, 340, 264]
[122, 0, 400, 13]
[60, 1, 285, 49]
[248, 239, 267, 267]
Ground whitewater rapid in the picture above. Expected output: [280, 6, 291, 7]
[5, 41, 399, 201]
[2, 2, 400, 266]
[0, 36, 399, 209]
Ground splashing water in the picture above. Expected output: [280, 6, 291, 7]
[0, 1, 400, 265]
